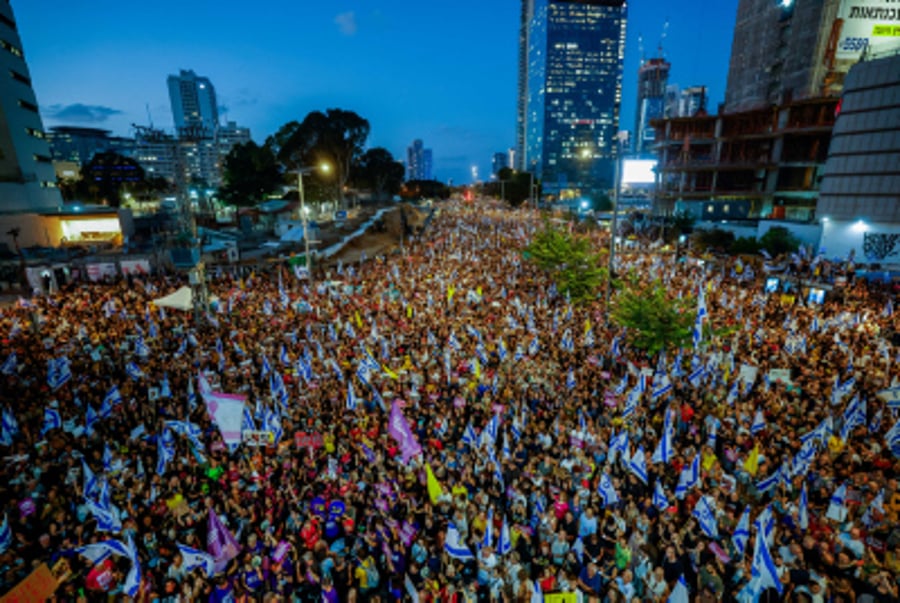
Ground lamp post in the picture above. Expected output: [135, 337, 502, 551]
[605, 131, 628, 325]
[295, 164, 330, 282]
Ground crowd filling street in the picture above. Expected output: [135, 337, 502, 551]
[0, 200, 899, 602]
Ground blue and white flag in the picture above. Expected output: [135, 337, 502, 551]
[0, 353, 16, 376]
[261, 355, 272, 378]
[448, 331, 461, 352]
[750, 408, 766, 435]
[651, 410, 675, 464]
[597, 472, 619, 507]
[134, 336, 150, 358]
[628, 446, 648, 484]
[749, 521, 783, 597]
[653, 479, 669, 511]
[482, 508, 494, 549]
[103, 443, 113, 472]
[826, 482, 848, 522]
[84, 497, 122, 533]
[608, 430, 629, 465]
[264, 408, 283, 445]
[560, 329, 574, 353]
[692, 495, 719, 539]
[675, 453, 700, 499]
[497, 515, 512, 556]
[652, 375, 673, 400]
[497, 338, 508, 362]
[461, 422, 478, 448]
[668, 574, 690, 603]
[528, 336, 540, 356]
[125, 362, 144, 380]
[241, 406, 255, 433]
[122, 534, 141, 598]
[47, 356, 72, 390]
[156, 429, 176, 476]
[566, 369, 576, 391]
[2, 408, 19, 440]
[611, 335, 621, 358]
[347, 384, 358, 411]
[176, 543, 216, 577]
[279, 345, 290, 366]
[42, 407, 62, 436]
[514, 346, 524, 363]
[733, 505, 750, 557]
[445, 523, 475, 560]
[687, 365, 706, 388]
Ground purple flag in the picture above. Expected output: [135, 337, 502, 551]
[207, 508, 240, 573]
[388, 400, 422, 463]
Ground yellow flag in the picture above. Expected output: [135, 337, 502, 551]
[383, 365, 399, 380]
[406, 305, 413, 319]
[447, 285, 456, 302]
[584, 318, 592, 335]
[355, 311, 363, 328]
[401, 355, 413, 371]
[426, 463, 444, 504]
[473, 358, 481, 381]
[743, 444, 760, 476]
[476, 286, 482, 297]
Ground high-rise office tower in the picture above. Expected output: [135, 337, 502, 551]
[634, 57, 670, 155]
[407, 139, 433, 181]
[724, 0, 900, 113]
[167, 69, 219, 137]
[518, 0, 627, 196]
[0, 0, 62, 211]
[679, 86, 707, 117]
[492, 152, 510, 177]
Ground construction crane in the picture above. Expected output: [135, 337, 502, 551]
[638, 33, 645, 66]
[658, 19, 669, 59]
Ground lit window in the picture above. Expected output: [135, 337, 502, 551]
[0, 38, 21, 57]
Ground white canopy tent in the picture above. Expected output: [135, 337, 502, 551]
[151, 286, 193, 311]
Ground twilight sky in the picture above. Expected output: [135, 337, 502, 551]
[16, 0, 738, 185]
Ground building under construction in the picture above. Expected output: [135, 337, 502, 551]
[653, 96, 838, 221]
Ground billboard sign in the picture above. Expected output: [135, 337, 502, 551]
[835, 1, 900, 60]
[621, 159, 657, 186]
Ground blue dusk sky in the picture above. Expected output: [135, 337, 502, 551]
[15, 0, 738, 185]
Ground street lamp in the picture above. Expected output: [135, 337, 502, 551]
[295, 163, 330, 282]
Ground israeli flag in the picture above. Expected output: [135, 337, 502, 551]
[560, 330, 574, 353]
[498, 339, 508, 362]
[0, 514, 11, 554]
[347, 384, 358, 411]
[653, 481, 670, 511]
[749, 521, 783, 597]
[176, 543, 216, 577]
[611, 335, 621, 358]
[753, 506, 775, 546]
[156, 429, 176, 476]
[461, 422, 478, 448]
[261, 355, 272, 378]
[174, 338, 187, 359]
[497, 515, 512, 556]
[608, 430, 629, 465]
[726, 381, 739, 405]
[2, 408, 19, 438]
[675, 453, 700, 499]
[264, 408, 283, 444]
[584, 328, 594, 348]
[448, 331, 461, 352]
[528, 336, 540, 356]
[103, 443, 113, 472]
[482, 508, 494, 549]
[241, 406, 255, 432]
[125, 362, 144, 380]
[750, 409, 766, 435]
[514, 346, 524, 363]
[626, 446, 648, 484]
[692, 496, 719, 539]
[687, 365, 706, 388]
[1, 353, 16, 376]
[651, 410, 675, 464]
[445, 523, 475, 560]
[733, 505, 750, 556]
[279, 345, 290, 366]
[597, 472, 620, 507]
[134, 336, 150, 358]
[187, 379, 197, 411]
[826, 482, 848, 522]
[799, 483, 809, 530]
[669, 575, 690, 603]
[85, 497, 122, 533]
[566, 369, 576, 391]
[42, 407, 62, 436]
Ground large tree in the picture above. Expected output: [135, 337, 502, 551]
[351, 147, 404, 200]
[268, 109, 370, 207]
[525, 220, 606, 304]
[610, 278, 695, 354]
[219, 141, 282, 206]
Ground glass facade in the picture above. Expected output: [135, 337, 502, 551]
[523, 0, 627, 197]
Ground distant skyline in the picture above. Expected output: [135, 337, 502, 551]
[16, 0, 738, 185]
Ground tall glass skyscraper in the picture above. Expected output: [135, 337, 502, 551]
[167, 69, 219, 138]
[518, 0, 627, 197]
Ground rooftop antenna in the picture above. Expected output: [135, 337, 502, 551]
[658, 19, 669, 59]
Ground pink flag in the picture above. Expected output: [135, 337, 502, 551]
[388, 400, 422, 463]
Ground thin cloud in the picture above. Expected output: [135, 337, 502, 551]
[45, 103, 123, 124]
[334, 11, 357, 36]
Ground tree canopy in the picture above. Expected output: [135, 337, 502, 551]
[525, 221, 606, 304]
[63, 152, 145, 207]
[219, 141, 282, 206]
[351, 147, 404, 200]
[268, 109, 370, 206]
[610, 278, 695, 355]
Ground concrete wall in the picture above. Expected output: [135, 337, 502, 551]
[819, 220, 900, 265]
[758, 220, 822, 248]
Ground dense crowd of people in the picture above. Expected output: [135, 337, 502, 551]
[0, 201, 898, 602]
